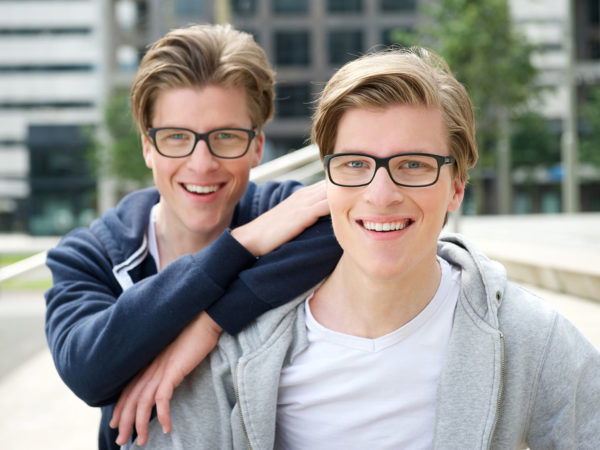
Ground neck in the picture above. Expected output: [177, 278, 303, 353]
[311, 254, 441, 338]
[153, 203, 223, 269]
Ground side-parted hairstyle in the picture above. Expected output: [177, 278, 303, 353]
[312, 47, 478, 182]
[131, 24, 275, 138]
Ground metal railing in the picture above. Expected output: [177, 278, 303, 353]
[0, 146, 324, 283]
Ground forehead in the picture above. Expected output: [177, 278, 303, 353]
[334, 105, 448, 156]
[151, 85, 251, 128]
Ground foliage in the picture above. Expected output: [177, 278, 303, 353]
[579, 85, 600, 167]
[400, 0, 540, 167]
[510, 111, 560, 168]
[86, 87, 151, 187]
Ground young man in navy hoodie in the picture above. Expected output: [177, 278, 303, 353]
[44, 24, 340, 449]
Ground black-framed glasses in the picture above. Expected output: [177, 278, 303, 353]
[324, 152, 455, 188]
[148, 127, 256, 159]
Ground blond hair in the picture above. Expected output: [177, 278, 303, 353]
[312, 47, 478, 181]
[131, 24, 275, 138]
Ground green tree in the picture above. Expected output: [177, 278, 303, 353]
[86, 87, 151, 195]
[103, 86, 151, 184]
[405, 0, 540, 213]
[580, 85, 600, 167]
[511, 111, 560, 168]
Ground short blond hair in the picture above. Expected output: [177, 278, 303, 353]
[131, 24, 275, 138]
[312, 47, 478, 181]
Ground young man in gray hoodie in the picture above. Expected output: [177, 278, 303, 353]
[131, 47, 600, 450]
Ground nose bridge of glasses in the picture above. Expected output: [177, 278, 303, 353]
[191, 130, 216, 156]
[374, 156, 397, 184]
[185, 132, 219, 164]
[366, 157, 393, 186]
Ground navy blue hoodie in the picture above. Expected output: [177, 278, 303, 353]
[45, 180, 341, 449]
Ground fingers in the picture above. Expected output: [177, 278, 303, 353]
[155, 382, 175, 434]
[114, 363, 160, 446]
[133, 375, 162, 446]
[231, 182, 331, 256]
[110, 376, 135, 428]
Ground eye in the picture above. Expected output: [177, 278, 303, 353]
[213, 130, 246, 141]
[347, 160, 365, 169]
[405, 160, 424, 169]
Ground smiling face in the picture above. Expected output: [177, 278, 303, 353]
[327, 104, 464, 282]
[142, 85, 263, 245]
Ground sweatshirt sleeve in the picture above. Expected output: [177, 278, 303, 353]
[44, 227, 256, 406]
[206, 180, 342, 334]
[526, 314, 600, 448]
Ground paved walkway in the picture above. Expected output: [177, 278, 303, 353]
[0, 285, 599, 449]
[0, 289, 98, 450]
[1, 213, 599, 448]
[450, 213, 600, 302]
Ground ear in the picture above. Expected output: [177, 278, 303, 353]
[142, 134, 153, 169]
[249, 131, 264, 168]
[447, 177, 465, 213]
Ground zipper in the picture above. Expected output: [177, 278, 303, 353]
[488, 332, 506, 449]
[233, 364, 253, 450]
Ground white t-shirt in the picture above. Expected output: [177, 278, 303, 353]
[147, 203, 161, 271]
[275, 257, 461, 450]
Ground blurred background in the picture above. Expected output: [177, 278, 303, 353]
[0, 0, 599, 236]
[0, 0, 600, 449]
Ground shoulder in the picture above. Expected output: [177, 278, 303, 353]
[49, 187, 159, 268]
[498, 282, 599, 385]
[496, 283, 560, 362]
[235, 180, 304, 224]
[220, 294, 307, 355]
[251, 180, 304, 204]
[499, 283, 557, 333]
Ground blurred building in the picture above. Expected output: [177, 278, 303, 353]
[0, 0, 599, 234]
[509, 0, 600, 212]
[0, 0, 109, 234]
[0, 0, 420, 234]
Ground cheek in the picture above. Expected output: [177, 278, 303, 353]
[326, 186, 353, 242]
[226, 160, 253, 188]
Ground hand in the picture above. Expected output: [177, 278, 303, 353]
[231, 180, 330, 257]
[110, 312, 222, 446]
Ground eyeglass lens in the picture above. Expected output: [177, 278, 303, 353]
[153, 128, 252, 158]
[328, 154, 444, 187]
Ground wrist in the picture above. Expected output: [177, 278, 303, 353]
[230, 223, 263, 257]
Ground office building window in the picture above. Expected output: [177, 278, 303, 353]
[380, 0, 418, 12]
[27, 125, 96, 235]
[176, 0, 203, 15]
[589, 0, 599, 25]
[273, 0, 308, 14]
[232, 0, 256, 15]
[329, 30, 363, 65]
[275, 31, 310, 66]
[327, 0, 362, 13]
[276, 83, 311, 117]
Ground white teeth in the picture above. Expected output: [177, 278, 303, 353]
[363, 220, 410, 232]
[183, 184, 219, 194]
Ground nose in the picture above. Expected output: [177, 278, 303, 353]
[187, 138, 220, 171]
[363, 167, 404, 206]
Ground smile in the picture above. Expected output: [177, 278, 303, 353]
[361, 219, 413, 232]
[182, 183, 220, 194]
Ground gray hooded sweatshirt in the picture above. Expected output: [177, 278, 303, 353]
[132, 234, 600, 450]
